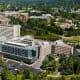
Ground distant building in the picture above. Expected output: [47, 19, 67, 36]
[0, 24, 21, 40]
[59, 23, 73, 29]
[30, 10, 42, 13]
[55, 18, 77, 29]
[30, 16, 51, 23]
[2, 11, 29, 22]
[42, 14, 54, 18]
[30, 16, 49, 19]
[51, 40, 73, 56]
[0, 15, 10, 24]
[71, 9, 80, 14]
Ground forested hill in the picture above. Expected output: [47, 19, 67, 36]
[0, 0, 80, 9]
[0, 0, 80, 3]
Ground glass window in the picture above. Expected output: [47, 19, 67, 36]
[24, 50, 28, 57]
[32, 50, 36, 57]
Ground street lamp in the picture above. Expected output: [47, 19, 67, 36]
[14, 68, 18, 80]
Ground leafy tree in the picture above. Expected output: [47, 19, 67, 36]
[60, 53, 80, 75]
[1, 65, 15, 80]
[59, 54, 66, 63]
[41, 54, 56, 72]
[23, 68, 31, 79]
[70, 76, 77, 80]
[39, 71, 47, 80]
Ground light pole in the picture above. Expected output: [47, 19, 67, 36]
[15, 68, 18, 80]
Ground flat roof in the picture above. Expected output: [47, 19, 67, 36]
[30, 16, 48, 19]
[5, 41, 27, 47]
[0, 24, 21, 27]
[53, 40, 72, 48]
[2, 41, 39, 50]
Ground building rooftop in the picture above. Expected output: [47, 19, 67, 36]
[0, 24, 20, 27]
[2, 35, 51, 49]
[5, 41, 28, 47]
[0, 15, 10, 21]
[3, 35, 38, 47]
[3, 40, 39, 50]
[53, 40, 72, 48]
[3, 11, 19, 15]
[30, 16, 48, 19]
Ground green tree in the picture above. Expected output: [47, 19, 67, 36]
[23, 68, 31, 79]
[1, 65, 15, 80]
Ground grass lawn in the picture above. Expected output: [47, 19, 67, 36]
[47, 74, 80, 80]
[63, 37, 80, 43]
[63, 74, 80, 80]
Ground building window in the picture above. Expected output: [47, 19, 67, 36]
[32, 50, 36, 57]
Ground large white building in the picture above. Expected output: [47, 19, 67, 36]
[0, 24, 21, 40]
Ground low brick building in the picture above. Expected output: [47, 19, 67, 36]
[51, 40, 73, 56]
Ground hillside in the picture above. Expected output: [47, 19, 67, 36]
[0, 0, 80, 9]
[0, 0, 80, 3]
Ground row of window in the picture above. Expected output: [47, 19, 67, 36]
[2, 45, 37, 57]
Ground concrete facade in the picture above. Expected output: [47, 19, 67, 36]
[0, 24, 21, 40]
[51, 40, 73, 56]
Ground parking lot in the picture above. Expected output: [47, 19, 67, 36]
[0, 58, 41, 75]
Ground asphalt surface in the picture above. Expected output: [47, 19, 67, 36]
[0, 60, 41, 75]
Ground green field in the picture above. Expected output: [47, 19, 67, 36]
[63, 37, 80, 43]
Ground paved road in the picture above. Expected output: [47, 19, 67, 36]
[32, 60, 42, 69]
[7, 60, 41, 75]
